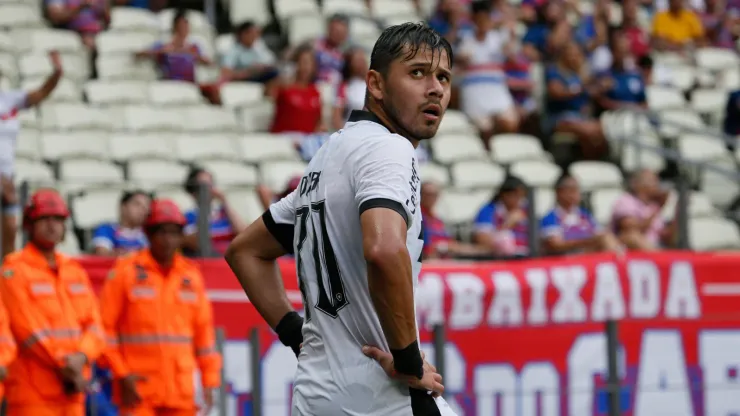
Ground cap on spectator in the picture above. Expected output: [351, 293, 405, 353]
[146, 199, 186, 228]
[23, 189, 69, 226]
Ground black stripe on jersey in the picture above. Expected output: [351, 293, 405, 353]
[418, 223, 424, 263]
[359, 198, 409, 226]
[347, 110, 393, 131]
[262, 210, 295, 255]
[409, 388, 442, 416]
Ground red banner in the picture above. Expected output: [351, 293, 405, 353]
[79, 252, 740, 416]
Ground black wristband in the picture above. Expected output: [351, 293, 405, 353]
[390, 340, 424, 380]
[275, 311, 304, 358]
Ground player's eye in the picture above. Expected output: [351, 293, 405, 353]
[410, 69, 424, 78]
[437, 74, 450, 84]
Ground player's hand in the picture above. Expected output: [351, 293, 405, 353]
[201, 387, 215, 415]
[362, 345, 444, 397]
[48, 50, 63, 73]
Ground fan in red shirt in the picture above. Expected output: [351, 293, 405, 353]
[271, 45, 323, 134]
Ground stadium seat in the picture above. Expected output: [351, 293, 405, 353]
[349, 17, 381, 39]
[58, 220, 81, 255]
[661, 190, 719, 220]
[490, 133, 548, 164]
[689, 216, 740, 250]
[620, 134, 666, 172]
[436, 110, 476, 135]
[41, 104, 116, 131]
[184, 106, 240, 133]
[509, 160, 562, 188]
[123, 105, 183, 132]
[40, 131, 110, 161]
[96, 31, 159, 54]
[154, 188, 196, 212]
[109, 7, 159, 32]
[570, 161, 623, 191]
[667, 64, 696, 91]
[322, 0, 370, 16]
[450, 160, 505, 190]
[658, 109, 705, 138]
[223, 188, 264, 223]
[215, 34, 234, 59]
[288, 15, 326, 46]
[274, 0, 321, 20]
[71, 189, 122, 230]
[229, 0, 271, 26]
[237, 136, 300, 163]
[96, 55, 158, 81]
[431, 134, 488, 164]
[721, 67, 740, 90]
[19, 108, 38, 129]
[0, 52, 18, 81]
[16, 129, 41, 161]
[220, 82, 264, 109]
[85, 80, 149, 105]
[695, 47, 740, 72]
[200, 160, 260, 187]
[700, 158, 739, 208]
[0, 4, 43, 28]
[590, 188, 623, 225]
[435, 188, 491, 225]
[19, 52, 90, 82]
[371, 0, 419, 20]
[690, 88, 727, 115]
[176, 135, 240, 162]
[21, 77, 82, 103]
[59, 159, 124, 184]
[13, 28, 84, 53]
[14, 159, 54, 183]
[109, 133, 176, 162]
[646, 85, 686, 111]
[260, 160, 307, 192]
[239, 101, 275, 132]
[128, 159, 188, 186]
[419, 163, 450, 187]
[0, 32, 15, 54]
[158, 9, 214, 38]
[534, 187, 556, 218]
[148, 81, 204, 106]
[678, 133, 729, 163]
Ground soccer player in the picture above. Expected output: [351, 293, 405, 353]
[225, 23, 457, 415]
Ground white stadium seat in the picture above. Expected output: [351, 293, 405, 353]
[128, 159, 188, 185]
[591, 188, 624, 225]
[223, 188, 264, 223]
[58, 220, 81, 255]
[22, 77, 82, 103]
[85, 80, 149, 105]
[419, 163, 450, 187]
[620, 134, 666, 172]
[323, 0, 370, 16]
[690, 88, 727, 115]
[123, 106, 183, 132]
[109, 133, 176, 162]
[239, 101, 275, 132]
[220, 82, 264, 109]
[509, 160, 562, 188]
[0, 32, 15, 54]
[689, 217, 740, 250]
[19, 53, 90, 82]
[436, 110, 476, 135]
[534, 188, 556, 218]
[0, 4, 43, 28]
[646, 85, 686, 111]
[677, 133, 728, 163]
[96, 31, 159, 54]
[200, 160, 259, 187]
[40, 131, 110, 161]
[109, 7, 159, 32]
[16, 129, 41, 161]
[658, 109, 706, 138]
[371, 0, 419, 20]
[18, 108, 38, 129]
[149, 81, 204, 106]
[71, 189, 123, 229]
[260, 161, 307, 192]
[0, 52, 18, 80]
[570, 161, 624, 191]
[661, 190, 719, 220]
[701, 158, 740, 208]
[450, 160, 505, 190]
[158, 9, 214, 38]
[237, 136, 300, 163]
[229, 0, 271, 26]
[14, 159, 54, 183]
[490, 133, 548, 163]
[155, 188, 195, 212]
[435, 188, 491, 224]
[274, 0, 321, 19]
[288, 15, 326, 46]
[12, 28, 84, 53]
[184, 106, 240, 133]
[176, 135, 240, 162]
[59, 159, 123, 184]
[96, 55, 158, 81]
[431, 134, 488, 164]
[42, 104, 116, 131]
[695, 47, 740, 72]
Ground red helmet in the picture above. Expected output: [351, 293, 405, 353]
[145, 199, 186, 228]
[23, 189, 69, 226]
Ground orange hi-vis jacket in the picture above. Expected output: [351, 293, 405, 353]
[0, 296, 17, 400]
[0, 244, 105, 406]
[100, 250, 221, 408]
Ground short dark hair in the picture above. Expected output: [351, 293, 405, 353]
[184, 166, 207, 195]
[173, 9, 188, 30]
[120, 189, 151, 206]
[328, 13, 349, 25]
[471, 0, 491, 15]
[369, 22, 453, 78]
[236, 21, 255, 36]
[554, 172, 575, 189]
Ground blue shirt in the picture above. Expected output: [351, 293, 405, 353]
[91, 223, 148, 253]
[723, 90, 740, 136]
[473, 202, 529, 255]
[540, 206, 600, 247]
[184, 205, 236, 254]
[522, 24, 550, 55]
[604, 69, 647, 105]
[546, 65, 589, 115]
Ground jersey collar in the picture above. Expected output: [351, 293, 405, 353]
[347, 110, 392, 132]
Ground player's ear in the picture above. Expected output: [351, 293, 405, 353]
[366, 69, 384, 102]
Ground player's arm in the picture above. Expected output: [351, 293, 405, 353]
[224, 190, 303, 356]
[354, 136, 423, 379]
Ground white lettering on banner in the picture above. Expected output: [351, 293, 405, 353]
[634, 331, 693, 416]
[475, 364, 517, 416]
[699, 331, 740, 416]
[627, 260, 661, 318]
[520, 363, 559, 416]
[591, 262, 625, 321]
[448, 273, 486, 330]
[526, 268, 549, 325]
[416, 272, 445, 330]
[551, 266, 588, 323]
[664, 262, 701, 318]
[488, 271, 523, 326]
[263, 342, 298, 416]
[567, 334, 610, 416]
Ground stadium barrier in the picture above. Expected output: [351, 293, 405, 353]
[77, 250, 740, 416]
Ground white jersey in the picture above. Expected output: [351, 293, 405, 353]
[0, 90, 27, 177]
[265, 110, 450, 416]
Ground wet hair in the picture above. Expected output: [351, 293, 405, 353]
[492, 175, 527, 203]
[172, 9, 188, 32]
[471, 0, 492, 15]
[368, 22, 453, 78]
[235, 21, 255, 36]
[120, 189, 151, 206]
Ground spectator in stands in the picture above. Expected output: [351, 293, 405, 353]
[458, 1, 520, 145]
[332, 48, 368, 131]
[315, 14, 351, 86]
[577, 1, 613, 74]
[257, 176, 301, 211]
[271, 45, 323, 134]
[113, 0, 166, 11]
[522, 1, 568, 61]
[473, 175, 530, 257]
[700, 0, 736, 48]
[595, 32, 648, 112]
[428, 0, 472, 43]
[91, 190, 151, 256]
[541, 173, 621, 255]
[651, 0, 706, 53]
[421, 182, 492, 259]
[220, 21, 280, 97]
[621, 0, 651, 59]
[503, 44, 537, 122]
[46, 0, 110, 51]
[611, 169, 676, 250]
[545, 41, 608, 159]
[724, 89, 740, 136]
[520, 0, 547, 24]
[182, 167, 246, 256]
[136, 9, 212, 83]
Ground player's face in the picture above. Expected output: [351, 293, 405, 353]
[382, 46, 452, 141]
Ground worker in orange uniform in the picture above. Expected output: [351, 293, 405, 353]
[0, 295, 17, 402]
[99, 199, 221, 416]
[0, 189, 105, 416]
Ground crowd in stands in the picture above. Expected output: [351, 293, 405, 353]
[1, 0, 740, 264]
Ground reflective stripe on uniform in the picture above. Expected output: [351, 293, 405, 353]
[118, 334, 192, 345]
[22, 328, 81, 349]
[195, 346, 216, 356]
